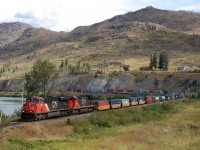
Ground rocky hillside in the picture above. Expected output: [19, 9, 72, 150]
[72, 6, 200, 35]
[0, 22, 31, 47]
[0, 72, 199, 94]
[0, 26, 69, 59]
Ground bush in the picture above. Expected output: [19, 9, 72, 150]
[123, 65, 129, 71]
[12, 109, 21, 117]
[89, 113, 114, 128]
[109, 71, 120, 77]
[66, 118, 74, 126]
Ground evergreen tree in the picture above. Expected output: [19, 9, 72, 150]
[152, 53, 157, 70]
[65, 59, 68, 72]
[86, 63, 91, 73]
[149, 54, 153, 70]
[60, 60, 64, 70]
[68, 64, 76, 75]
[158, 53, 164, 70]
[163, 52, 169, 70]
[76, 61, 81, 73]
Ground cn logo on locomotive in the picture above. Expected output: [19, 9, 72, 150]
[52, 101, 58, 108]
[82, 99, 87, 105]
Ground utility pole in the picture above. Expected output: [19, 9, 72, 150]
[21, 87, 24, 116]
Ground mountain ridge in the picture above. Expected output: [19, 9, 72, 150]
[0, 6, 200, 80]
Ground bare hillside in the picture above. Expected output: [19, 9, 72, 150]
[0, 22, 31, 47]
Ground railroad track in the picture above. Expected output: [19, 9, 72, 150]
[1, 97, 185, 133]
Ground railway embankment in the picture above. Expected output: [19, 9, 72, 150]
[0, 72, 199, 94]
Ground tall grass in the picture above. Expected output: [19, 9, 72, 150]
[66, 101, 185, 139]
[1, 100, 195, 150]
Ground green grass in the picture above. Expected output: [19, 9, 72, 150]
[0, 99, 200, 150]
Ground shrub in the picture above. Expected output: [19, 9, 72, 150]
[66, 118, 74, 126]
[123, 65, 129, 71]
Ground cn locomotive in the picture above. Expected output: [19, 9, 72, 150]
[21, 92, 184, 121]
[21, 96, 95, 121]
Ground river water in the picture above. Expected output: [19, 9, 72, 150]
[0, 97, 25, 116]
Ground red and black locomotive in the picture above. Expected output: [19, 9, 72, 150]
[21, 96, 95, 121]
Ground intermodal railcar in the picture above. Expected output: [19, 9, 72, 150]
[21, 93, 184, 121]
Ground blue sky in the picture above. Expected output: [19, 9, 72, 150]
[0, 0, 199, 31]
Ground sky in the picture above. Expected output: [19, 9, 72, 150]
[0, 0, 200, 32]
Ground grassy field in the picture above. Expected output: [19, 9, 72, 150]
[0, 98, 200, 150]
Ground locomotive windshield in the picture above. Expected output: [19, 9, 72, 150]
[26, 99, 31, 103]
[32, 99, 39, 104]
[25, 98, 40, 104]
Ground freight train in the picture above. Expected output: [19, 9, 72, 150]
[21, 93, 184, 121]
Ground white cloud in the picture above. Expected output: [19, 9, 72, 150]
[0, 0, 127, 31]
[0, 0, 199, 31]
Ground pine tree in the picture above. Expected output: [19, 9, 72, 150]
[152, 53, 157, 70]
[149, 54, 153, 70]
[65, 59, 68, 72]
[60, 60, 64, 70]
[158, 53, 164, 70]
[163, 52, 169, 70]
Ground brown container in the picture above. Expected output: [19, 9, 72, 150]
[144, 96, 153, 104]
[91, 100, 110, 110]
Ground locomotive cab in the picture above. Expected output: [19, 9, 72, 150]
[66, 96, 80, 108]
[22, 97, 48, 113]
[21, 97, 48, 121]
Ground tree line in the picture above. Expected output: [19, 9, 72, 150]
[149, 52, 169, 70]
[25, 59, 91, 97]
[59, 59, 91, 75]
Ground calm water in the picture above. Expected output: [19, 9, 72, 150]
[0, 97, 25, 116]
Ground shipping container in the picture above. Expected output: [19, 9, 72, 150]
[127, 90, 136, 94]
[171, 93, 176, 100]
[137, 97, 145, 105]
[115, 89, 126, 93]
[159, 96, 166, 101]
[164, 90, 170, 95]
[67, 89, 74, 92]
[176, 93, 184, 99]
[121, 99, 130, 107]
[144, 96, 153, 104]
[143, 90, 149, 94]
[109, 99, 122, 109]
[136, 90, 144, 94]
[165, 95, 171, 100]
[91, 100, 110, 110]
[76, 89, 82, 92]
[129, 97, 138, 106]
[96, 88, 104, 93]
[156, 90, 164, 94]
[149, 89, 156, 93]
[152, 96, 160, 102]
[107, 89, 115, 93]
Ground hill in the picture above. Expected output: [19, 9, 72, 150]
[72, 6, 200, 35]
[0, 22, 31, 47]
[0, 7, 200, 80]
